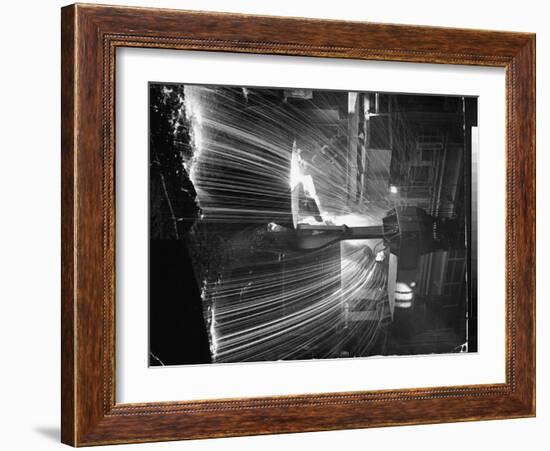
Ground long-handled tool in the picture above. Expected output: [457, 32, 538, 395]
[295, 206, 440, 272]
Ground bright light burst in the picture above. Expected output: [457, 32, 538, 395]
[177, 85, 392, 362]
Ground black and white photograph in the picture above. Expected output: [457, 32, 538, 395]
[148, 83, 478, 366]
[0, 0, 543, 448]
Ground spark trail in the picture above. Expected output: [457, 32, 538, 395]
[172, 85, 394, 363]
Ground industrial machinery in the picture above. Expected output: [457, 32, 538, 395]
[295, 206, 441, 267]
[289, 141, 458, 309]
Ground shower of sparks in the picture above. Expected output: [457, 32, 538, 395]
[167, 85, 397, 363]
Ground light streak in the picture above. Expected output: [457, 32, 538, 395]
[171, 85, 394, 362]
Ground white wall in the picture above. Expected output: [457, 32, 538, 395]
[0, 0, 546, 449]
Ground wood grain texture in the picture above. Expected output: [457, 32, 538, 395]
[60, 5, 76, 446]
[61, 3, 536, 446]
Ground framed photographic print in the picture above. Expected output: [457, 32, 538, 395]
[61, 3, 536, 446]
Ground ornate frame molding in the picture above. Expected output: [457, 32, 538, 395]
[62, 4, 535, 446]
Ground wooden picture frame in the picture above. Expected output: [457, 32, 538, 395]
[61, 3, 535, 446]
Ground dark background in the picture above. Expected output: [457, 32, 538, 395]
[148, 83, 477, 366]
